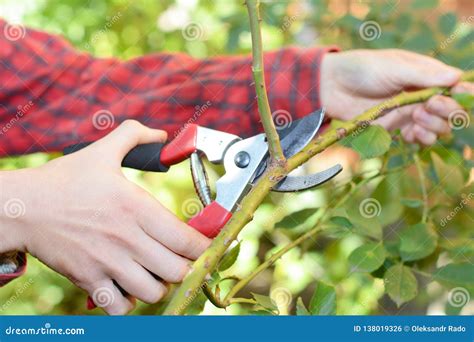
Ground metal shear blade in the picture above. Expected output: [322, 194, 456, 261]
[278, 108, 325, 158]
[273, 164, 343, 192]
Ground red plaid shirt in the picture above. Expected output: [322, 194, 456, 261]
[0, 19, 336, 157]
[0, 18, 336, 285]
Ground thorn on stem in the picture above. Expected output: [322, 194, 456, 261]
[336, 127, 347, 139]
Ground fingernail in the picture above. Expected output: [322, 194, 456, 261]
[438, 68, 461, 84]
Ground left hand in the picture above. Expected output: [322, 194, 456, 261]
[320, 49, 474, 145]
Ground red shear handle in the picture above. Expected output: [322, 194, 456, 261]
[188, 202, 232, 238]
[160, 124, 198, 166]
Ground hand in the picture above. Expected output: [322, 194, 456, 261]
[0, 120, 211, 315]
[321, 49, 474, 145]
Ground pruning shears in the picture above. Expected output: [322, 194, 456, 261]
[64, 109, 342, 309]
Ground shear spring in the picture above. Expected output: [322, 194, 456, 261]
[190, 152, 212, 207]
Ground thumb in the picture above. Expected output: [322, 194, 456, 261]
[98, 120, 168, 160]
[394, 51, 461, 89]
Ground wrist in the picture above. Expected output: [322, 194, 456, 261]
[0, 169, 30, 253]
[320, 52, 337, 113]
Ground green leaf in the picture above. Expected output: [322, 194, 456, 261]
[398, 223, 438, 261]
[431, 152, 465, 196]
[185, 291, 208, 315]
[453, 123, 474, 148]
[343, 125, 392, 159]
[344, 200, 383, 240]
[438, 12, 457, 36]
[433, 263, 474, 287]
[329, 216, 353, 229]
[452, 93, 474, 110]
[411, 0, 439, 9]
[218, 242, 241, 271]
[348, 242, 386, 272]
[404, 25, 437, 52]
[401, 198, 424, 208]
[441, 239, 474, 263]
[384, 264, 418, 307]
[296, 297, 310, 316]
[252, 293, 277, 312]
[309, 282, 336, 315]
[371, 173, 403, 225]
[274, 208, 318, 230]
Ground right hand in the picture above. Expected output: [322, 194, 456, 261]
[0, 120, 211, 315]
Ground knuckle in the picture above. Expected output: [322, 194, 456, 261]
[106, 304, 130, 316]
[143, 283, 167, 304]
[174, 232, 195, 255]
[166, 262, 190, 283]
[101, 224, 135, 250]
[120, 119, 143, 133]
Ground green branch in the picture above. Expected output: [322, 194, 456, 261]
[223, 170, 381, 305]
[162, 70, 473, 315]
[246, 0, 285, 163]
[162, 4, 474, 314]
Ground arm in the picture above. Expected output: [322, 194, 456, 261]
[320, 49, 474, 145]
[0, 19, 336, 157]
[0, 121, 211, 315]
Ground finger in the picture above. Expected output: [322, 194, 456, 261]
[413, 107, 450, 135]
[413, 124, 437, 146]
[401, 125, 415, 143]
[132, 231, 192, 283]
[451, 81, 474, 95]
[109, 259, 168, 304]
[87, 279, 135, 315]
[424, 95, 463, 119]
[136, 190, 211, 260]
[393, 50, 461, 89]
[375, 104, 419, 131]
[98, 120, 168, 160]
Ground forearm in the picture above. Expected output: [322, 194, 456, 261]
[0, 19, 336, 156]
[0, 170, 28, 254]
[0, 170, 29, 286]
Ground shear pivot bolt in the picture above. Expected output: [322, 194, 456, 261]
[234, 151, 250, 168]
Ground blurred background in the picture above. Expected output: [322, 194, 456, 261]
[0, 0, 472, 315]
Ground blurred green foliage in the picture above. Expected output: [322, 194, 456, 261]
[0, 0, 473, 315]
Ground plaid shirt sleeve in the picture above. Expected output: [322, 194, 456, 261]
[0, 18, 338, 157]
[0, 19, 337, 285]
